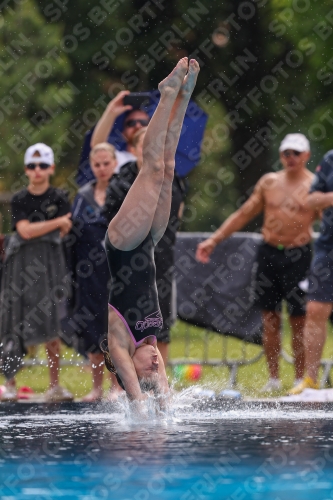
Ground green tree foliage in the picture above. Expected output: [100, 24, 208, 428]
[0, 0, 73, 191]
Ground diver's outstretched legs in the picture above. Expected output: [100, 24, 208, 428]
[107, 58, 189, 251]
[151, 59, 200, 242]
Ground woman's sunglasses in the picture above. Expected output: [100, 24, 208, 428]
[26, 163, 51, 170]
[124, 119, 149, 128]
[281, 150, 302, 158]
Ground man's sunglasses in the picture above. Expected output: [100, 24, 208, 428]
[124, 119, 149, 128]
[26, 163, 51, 170]
[281, 150, 302, 158]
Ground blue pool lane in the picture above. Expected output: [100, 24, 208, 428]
[1, 402, 333, 499]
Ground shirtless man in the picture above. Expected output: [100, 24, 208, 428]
[196, 134, 318, 392]
[101, 58, 200, 401]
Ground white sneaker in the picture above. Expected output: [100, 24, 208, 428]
[44, 385, 74, 402]
[0, 387, 17, 402]
[260, 379, 281, 393]
[293, 378, 303, 388]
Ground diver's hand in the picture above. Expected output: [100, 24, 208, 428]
[130, 396, 148, 418]
[156, 393, 170, 413]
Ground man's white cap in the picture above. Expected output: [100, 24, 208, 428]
[279, 133, 310, 153]
[24, 143, 54, 165]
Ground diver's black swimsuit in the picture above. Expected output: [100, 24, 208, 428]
[105, 232, 163, 346]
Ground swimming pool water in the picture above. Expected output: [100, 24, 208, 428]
[1, 400, 333, 499]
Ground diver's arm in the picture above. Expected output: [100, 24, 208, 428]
[111, 345, 146, 401]
[156, 348, 170, 394]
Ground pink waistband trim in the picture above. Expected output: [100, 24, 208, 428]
[108, 304, 156, 347]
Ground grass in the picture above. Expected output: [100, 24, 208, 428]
[1, 317, 333, 399]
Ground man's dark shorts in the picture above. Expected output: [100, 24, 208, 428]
[254, 242, 312, 316]
[307, 248, 333, 303]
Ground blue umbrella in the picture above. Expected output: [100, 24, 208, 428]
[76, 90, 208, 186]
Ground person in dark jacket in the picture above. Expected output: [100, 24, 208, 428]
[70, 143, 123, 401]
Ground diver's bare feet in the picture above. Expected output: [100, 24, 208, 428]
[158, 57, 188, 96]
[180, 59, 200, 99]
[81, 389, 103, 402]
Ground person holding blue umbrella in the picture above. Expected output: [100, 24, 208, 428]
[91, 92, 150, 172]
